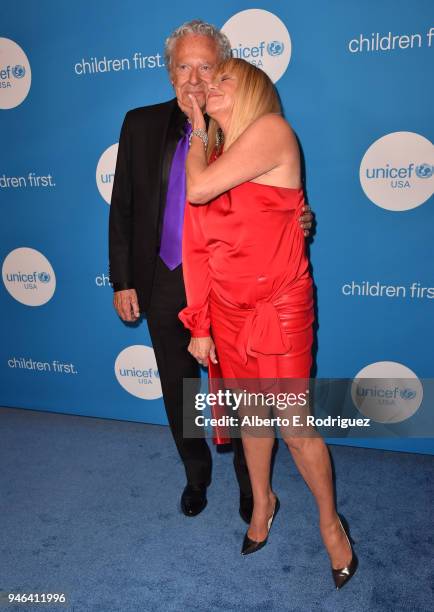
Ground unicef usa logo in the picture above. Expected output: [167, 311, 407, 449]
[267, 41, 284, 56]
[12, 64, 26, 78]
[38, 271, 51, 283]
[0, 38, 32, 109]
[351, 361, 423, 423]
[96, 143, 118, 204]
[114, 345, 162, 400]
[2, 247, 56, 306]
[415, 163, 433, 179]
[360, 132, 433, 211]
[222, 9, 292, 83]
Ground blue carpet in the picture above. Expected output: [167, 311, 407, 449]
[0, 407, 433, 612]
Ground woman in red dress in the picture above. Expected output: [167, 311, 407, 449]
[179, 58, 357, 589]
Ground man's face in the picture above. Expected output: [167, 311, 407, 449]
[170, 34, 220, 114]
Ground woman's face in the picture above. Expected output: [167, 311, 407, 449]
[205, 71, 238, 118]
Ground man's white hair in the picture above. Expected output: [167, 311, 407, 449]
[164, 19, 232, 71]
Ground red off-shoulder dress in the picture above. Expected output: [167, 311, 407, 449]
[178, 178, 314, 383]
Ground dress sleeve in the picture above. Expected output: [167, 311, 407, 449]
[178, 201, 211, 337]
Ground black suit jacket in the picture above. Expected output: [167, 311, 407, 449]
[108, 98, 186, 313]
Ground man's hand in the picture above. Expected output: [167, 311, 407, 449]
[299, 205, 314, 238]
[188, 336, 218, 367]
[113, 289, 140, 322]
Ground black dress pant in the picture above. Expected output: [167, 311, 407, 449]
[146, 257, 252, 496]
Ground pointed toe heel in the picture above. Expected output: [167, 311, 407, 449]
[331, 515, 358, 590]
[332, 553, 358, 590]
[241, 532, 267, 555]
[241, 496, 280, 556]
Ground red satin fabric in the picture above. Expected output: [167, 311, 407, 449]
[179, 181, 315, 441]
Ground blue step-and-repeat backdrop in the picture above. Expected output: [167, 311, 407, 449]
[1, 1, 433, 454]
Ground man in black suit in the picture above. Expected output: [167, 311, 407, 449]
[109, 20, 313, 520]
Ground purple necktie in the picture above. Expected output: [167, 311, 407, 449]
[159, 121, 192, 270]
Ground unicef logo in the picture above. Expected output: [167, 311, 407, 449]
[0, 38, 32, 109]
[96, 143, 119, 204]
[399, 388, 416, 400]
[114, 345, 162, 400]
[360, 132, 433, 211]
[267, 41, 284, 56]
[2, 247, 56, 306]
[351, 361, 423, 423]
[38, 272, 51, 283]
[222, 9, 292, 83]
[12, 64, 25, 78]
[415, 163, 433, 179]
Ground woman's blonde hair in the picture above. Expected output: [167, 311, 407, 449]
[207, 58, 282, 160]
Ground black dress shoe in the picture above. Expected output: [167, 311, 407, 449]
[331, 515, 358, 589]
[180, 484, 207, 517]
[241, 496, 280, 555]
[239, 493, 253, 524]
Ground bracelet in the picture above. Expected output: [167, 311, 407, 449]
[189, 128, 208, 149]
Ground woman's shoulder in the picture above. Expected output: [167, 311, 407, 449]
[246, 114, 295, 146]
[251, 113, 292, 132]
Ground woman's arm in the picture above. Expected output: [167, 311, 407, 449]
[178, 196, 218, 366]
[186, 97, 300, 204]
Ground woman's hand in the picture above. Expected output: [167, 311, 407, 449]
[299, 205, 314, 237]
[188, 93, 206, 132]
[188, 336, 218, 367]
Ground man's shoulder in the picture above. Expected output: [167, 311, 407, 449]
[123, 98, 178, 126]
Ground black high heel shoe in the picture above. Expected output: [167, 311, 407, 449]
[241, 496, 280, 556]
[331, 515, 358, 590]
